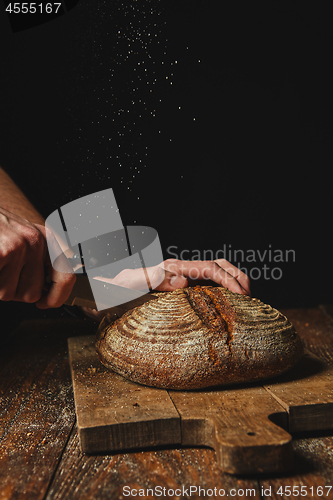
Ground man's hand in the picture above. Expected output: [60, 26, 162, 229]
[153, 258, 250, 295]
[82, 258, 250, 321]
[0, 207, 75, 308]
[103, 258, 250, 295]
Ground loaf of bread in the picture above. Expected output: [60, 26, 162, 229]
[95, 286, 303, 390]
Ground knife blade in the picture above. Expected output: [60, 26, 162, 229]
[64, 273, 159, 315]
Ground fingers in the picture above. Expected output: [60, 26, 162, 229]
[0, 220, 45, 302]
[14, 226, 46, 303]
[14, 261, 45, 303]
[35, 254, 76, 309]
[0, 263, 22, 301]
[160, 258, 251, 296]
[33, 224, 75, 308]
[154, 271, 188, 291]
[214, 259, 251, 296]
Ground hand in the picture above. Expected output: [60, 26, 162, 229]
[0, 207, 75, 308]
[82, 258, 250, 321]
[154, 258, 251, 295]
[93, 258, 250, 295]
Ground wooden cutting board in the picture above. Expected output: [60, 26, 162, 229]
[68, 336, 333, 475]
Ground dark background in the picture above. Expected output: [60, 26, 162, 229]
[0, 1, 332, 330]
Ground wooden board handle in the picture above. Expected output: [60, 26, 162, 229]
[169, 388, 292, 475]
[68, 337, 333, 475]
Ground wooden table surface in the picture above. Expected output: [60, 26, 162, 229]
[1, 305, 333, 500]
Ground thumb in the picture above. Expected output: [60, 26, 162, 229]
[163, 274, 188, 291]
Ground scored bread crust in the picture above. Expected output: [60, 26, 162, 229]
[95, 286, 304, 390]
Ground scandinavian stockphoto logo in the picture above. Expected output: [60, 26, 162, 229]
[45, 188, 164, 311]
[166, 245, 296, 281]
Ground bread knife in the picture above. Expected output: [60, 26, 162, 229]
[64, 273, 158, 316]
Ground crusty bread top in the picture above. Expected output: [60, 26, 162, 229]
[95, 286, 303, 390]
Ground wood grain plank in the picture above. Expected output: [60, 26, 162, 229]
[264, 351, 333, 432]
[259, 433, 333, 500]
[46, 423, 261, 500]
[169, 385, 291, 475]
[281, 307, 333, 364]
[320, 304, 333, 322]
[0, 318, 96, 500]
[68, 336, 181, 454]
[68, 337, 292, 475]
[68, 329, 333, 475]
[259, 306, 333, 499]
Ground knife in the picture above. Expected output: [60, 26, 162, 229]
[64, 273, 159, 317]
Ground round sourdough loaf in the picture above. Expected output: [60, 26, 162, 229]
[95, 286, 303, 390]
